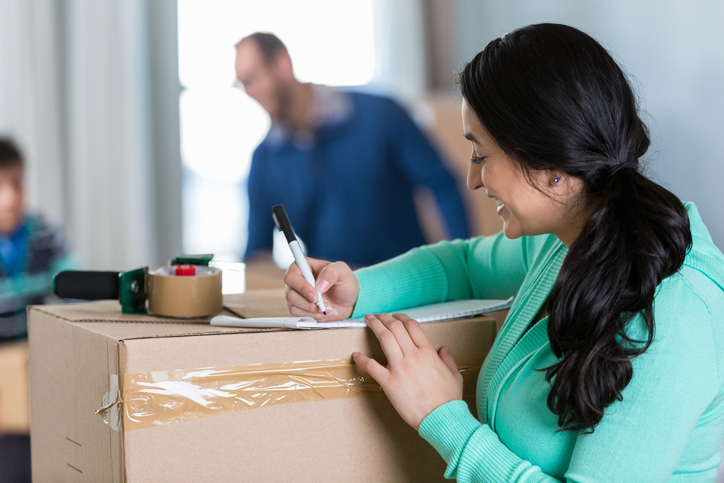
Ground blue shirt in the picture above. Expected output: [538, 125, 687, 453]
[0, 222, 28, 276]
[244, 91, 470, 266]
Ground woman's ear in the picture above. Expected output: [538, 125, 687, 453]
[545, 169, 585, 203]
[543, 170, 565, 190]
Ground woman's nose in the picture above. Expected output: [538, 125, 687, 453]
[467, 162, 484, 191]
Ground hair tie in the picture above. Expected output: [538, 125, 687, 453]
[608, 162, 637, 177]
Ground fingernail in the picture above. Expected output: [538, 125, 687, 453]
[307, 291, 317, 302]
[317, 280, 330, 292]
[352, 351, 359, 358]
[364, 313, 374, 320]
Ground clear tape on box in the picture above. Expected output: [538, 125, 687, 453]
[96, 374, 122, 431]
[95, 353, 485, 432]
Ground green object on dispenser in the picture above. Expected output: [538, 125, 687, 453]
[170, 254, 214, 266]
[119, 267, 148, 314]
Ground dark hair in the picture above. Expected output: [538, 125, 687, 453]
[459, 23, 692, 432]
[0, 137, 24, 169]
[238, 32, 288, 64]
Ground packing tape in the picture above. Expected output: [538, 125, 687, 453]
[96, 353, 485, 432]
[96, 374, 122, 431]
[146, 265, 223, 318]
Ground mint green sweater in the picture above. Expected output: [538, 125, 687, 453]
[352, 203, 724, 482]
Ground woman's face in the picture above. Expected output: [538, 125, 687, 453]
[461, 100, 584, 246]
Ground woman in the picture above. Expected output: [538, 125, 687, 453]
[284, 24, 724, 481]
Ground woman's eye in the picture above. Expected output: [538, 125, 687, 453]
[472, 156, 487, 165]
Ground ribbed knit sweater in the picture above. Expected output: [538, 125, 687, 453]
[351, 203, 724, 482]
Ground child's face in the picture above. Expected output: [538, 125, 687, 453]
[0, 163, 25, 235]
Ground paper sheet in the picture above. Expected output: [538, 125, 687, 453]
[210, 297, 514, 330]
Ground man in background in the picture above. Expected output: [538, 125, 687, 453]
[235, 32, 470, 267]
[0, 137, 75, 482]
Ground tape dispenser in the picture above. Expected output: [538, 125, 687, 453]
[53, 254, 223, 318]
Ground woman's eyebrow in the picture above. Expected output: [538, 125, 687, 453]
[463, 132, 479, 143]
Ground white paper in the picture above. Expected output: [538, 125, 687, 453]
[212, 297, 514, 330]
[352, 297, 514, 323]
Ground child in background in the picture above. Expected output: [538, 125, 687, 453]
[0, 137, 74, 342]
[0, 137, 75, 483]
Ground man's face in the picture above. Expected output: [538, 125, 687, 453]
[0, 163, 25, 235]
[235, 40, 283, 120]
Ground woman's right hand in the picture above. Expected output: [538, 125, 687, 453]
[284, 258, 359, 321]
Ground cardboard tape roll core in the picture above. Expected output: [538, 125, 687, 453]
[146, 266, 222, 317]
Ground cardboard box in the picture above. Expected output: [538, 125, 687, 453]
[29, 291, 497, 482]
[416, 94, 504, 239]
[0, 340, 31, 434]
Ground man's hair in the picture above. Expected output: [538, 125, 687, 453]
[237, 32, 288, 64]
[0, 137, 24, 169]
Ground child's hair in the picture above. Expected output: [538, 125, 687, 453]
[0, 137, 24, 169]
[459, 23, 692, 432]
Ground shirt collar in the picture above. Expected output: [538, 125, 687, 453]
[266, 84, 352, 148]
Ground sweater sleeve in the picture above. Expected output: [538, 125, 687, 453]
[420, 401, 557, 482]
[419, 276, 723, 482]
[351, 231, 532, 318]
[383, 99, 470, 240]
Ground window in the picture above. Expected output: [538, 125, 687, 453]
[177, 0, 375, 260]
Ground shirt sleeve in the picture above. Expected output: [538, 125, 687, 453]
[383, 99, 471, 240]
[352, 231, 533, 318]
[419, 276, 722, 482]
[0, 218, 77, 304]
[243, 148, 275, 260]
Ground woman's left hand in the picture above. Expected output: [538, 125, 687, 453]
[352, 312, 464, 431]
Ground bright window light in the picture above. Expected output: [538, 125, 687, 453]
[177, 0, 375, 259]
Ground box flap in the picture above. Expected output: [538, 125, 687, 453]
[31, 290, 291, 324]
[28, 290, 495, 344]
[26, 291, 296, 341]
[29, 300, 212, 324]
[222, 289, 290, 318]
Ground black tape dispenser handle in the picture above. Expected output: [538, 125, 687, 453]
[53, 271, 121, 300]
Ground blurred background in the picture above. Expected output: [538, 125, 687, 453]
[0, 0, 722, 272]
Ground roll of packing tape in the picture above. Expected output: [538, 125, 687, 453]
[146, 265, 223, 318]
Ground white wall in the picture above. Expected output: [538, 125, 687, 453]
[452, 0, 724, 249]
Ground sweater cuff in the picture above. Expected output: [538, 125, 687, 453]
[419, 400, 536, 481]
[418, 400, 480, 464]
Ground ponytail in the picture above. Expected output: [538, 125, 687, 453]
[545, 165, 691, 431]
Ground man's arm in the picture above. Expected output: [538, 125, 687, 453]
[385, 99, 471, 240]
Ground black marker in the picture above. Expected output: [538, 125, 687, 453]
[272, 205, 326, 315]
